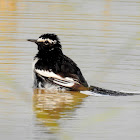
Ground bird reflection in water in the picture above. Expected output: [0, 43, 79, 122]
[33, 89, 88, 132]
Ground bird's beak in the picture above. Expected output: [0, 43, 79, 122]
[27, 39, 37, 43]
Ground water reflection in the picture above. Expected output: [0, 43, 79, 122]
[0, 0, 17, 39]
[33, 89, 88, 132]
[0, 0, 17, 11]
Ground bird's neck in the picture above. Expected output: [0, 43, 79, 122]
[36, 47, 63, 60]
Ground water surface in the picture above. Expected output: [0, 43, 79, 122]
[0, 0, 140, 140]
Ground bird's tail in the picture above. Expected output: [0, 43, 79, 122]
[89, 85, 139, 96]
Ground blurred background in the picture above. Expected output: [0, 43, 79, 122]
[0, 0, 140, 140]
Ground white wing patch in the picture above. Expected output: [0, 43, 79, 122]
[35, 69, 62, 79]
[53, 79, 74, 87]
[35, 69, 79, 88]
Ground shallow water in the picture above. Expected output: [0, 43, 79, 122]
[0, 0, 140, 140]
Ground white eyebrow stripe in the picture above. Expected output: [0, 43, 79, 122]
[37, 38, 56, 44]
[37, 38, 46, 42]
[47, 39, 53, 43]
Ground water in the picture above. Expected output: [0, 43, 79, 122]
[0, 0, 140, 139]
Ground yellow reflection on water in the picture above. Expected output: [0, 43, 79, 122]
[33, 89, 88, 132]
[0, 0, 19, 88]
[0, 0, 17, 37]
[102, 0, 112, 33]
[0, 0, 17, 11]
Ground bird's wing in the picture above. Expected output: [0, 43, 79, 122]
[33, 55, 88, 90]
[61, 55, 88, 87]
[35, 69, 82, 89]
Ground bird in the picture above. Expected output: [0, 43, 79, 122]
[28, 33, 137, 96]
[27, 33, 89, 91]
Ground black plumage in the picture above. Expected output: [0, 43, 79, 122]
[28, 33, 138, 96]
[28, 33, 88, 91]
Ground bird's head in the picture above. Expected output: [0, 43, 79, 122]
[27, 33, 61, 51]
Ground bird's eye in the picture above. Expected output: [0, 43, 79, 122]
[45, 40, 49, 44]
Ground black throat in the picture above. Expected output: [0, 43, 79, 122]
[35, 43, 63, 62]
[35, 43, 64, 72]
